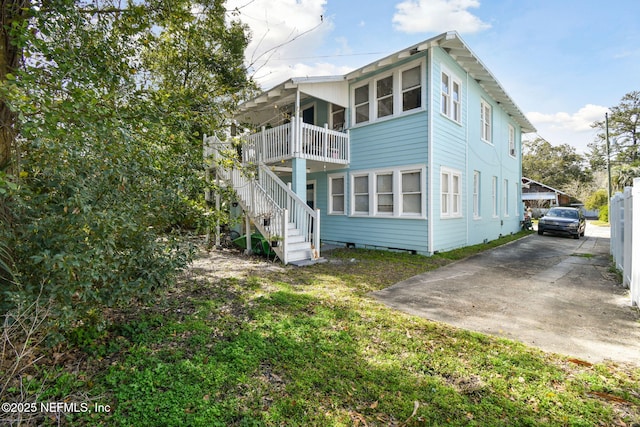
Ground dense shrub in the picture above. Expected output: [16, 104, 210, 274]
[599, 204, 609, 222]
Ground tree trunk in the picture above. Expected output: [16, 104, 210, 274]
[1, 0, 29, 171]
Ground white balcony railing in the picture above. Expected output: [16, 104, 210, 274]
[239, 117, 349, 165]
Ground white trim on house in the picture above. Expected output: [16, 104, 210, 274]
[349, 165, 427, 219]
[350, 58, 426, 128]
[441, 166, 462, 219]
[328, 173, 347, 215]
[440, 65, 462, 124]
[480, 98, 492, 144]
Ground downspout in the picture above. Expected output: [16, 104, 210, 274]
[427, 48, 434, 255]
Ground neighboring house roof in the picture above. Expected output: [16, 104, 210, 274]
[235, 31, 536, 133]
[521, 177, 569, 201]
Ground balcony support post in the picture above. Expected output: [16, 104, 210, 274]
[291, 157, 307, 204]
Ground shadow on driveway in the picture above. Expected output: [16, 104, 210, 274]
[371, 224, 640, 365]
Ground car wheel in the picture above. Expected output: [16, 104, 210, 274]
[538, 229, 543, 235]
[573, 233, 579, 239]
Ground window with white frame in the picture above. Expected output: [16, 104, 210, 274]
[473, 170, 480, 218]
[401, 171, 422, 215]
[508, 124, 516, 157]
[331, 104, 346, 131]
[452, 80, 461, 122]
[350, 167, 424, 217]
[503, 179, 509, 216]
[402, 66, 421, 111]
[481, 99, 492, 143]
[441, 73, 450, 117]
[441, 69, 461, 123]
[375, 172, 394, 214]
[329, 174, 345, 214]
[441, 168, 461, 218]
[492, 176, 498, 217]
[376, 75, 394, 118]
[354, 84, 370, 124]
[353, 174, 370, 214]
[352, 60, 424, 126]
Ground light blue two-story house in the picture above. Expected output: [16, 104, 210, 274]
[204, 31, 536, 264]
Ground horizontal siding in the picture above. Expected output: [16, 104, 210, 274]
[350, 111, 428, 170]
[430, 49, 468, 251]
[310, 170, 430, 255]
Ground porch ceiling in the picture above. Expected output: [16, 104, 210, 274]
[234, 76, 348, 127]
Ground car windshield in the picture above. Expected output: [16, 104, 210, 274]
[548, 208, 577, 219]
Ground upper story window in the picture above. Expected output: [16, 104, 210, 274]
[481, 99, 492, 143]
[351, 60, 423, 126]
[354, 84, 370, 124]
[376, 76, 394, 118]
[331, 104, 346, 131]
[508, 124, 516, 157]
[402, 66, 421, 111]
[441, 69, 461, 123]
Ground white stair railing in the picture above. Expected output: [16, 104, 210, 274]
[258, 165, 320, 258]
[204, 135, 320, 263]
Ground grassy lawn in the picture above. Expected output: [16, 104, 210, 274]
[25, 231, 640, 426]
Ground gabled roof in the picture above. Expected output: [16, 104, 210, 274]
[236, 31, 536, 133]
[522, 177, 568, 195]
[347, 31, 535, 133]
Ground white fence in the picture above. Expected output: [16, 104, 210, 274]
[610, 177, 640, 307]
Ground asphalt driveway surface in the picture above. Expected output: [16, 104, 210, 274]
[371, 223, 640, 365]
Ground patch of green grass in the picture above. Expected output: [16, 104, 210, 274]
[34, 234, 640, 426]
[572, 253, 595, 259]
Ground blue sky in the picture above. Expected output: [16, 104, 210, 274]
[225, 0, 640, 153]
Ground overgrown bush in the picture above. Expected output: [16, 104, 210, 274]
[599, 204, 609, 222]
[0, 0, 252, 337]
[0, 300, 51, 426]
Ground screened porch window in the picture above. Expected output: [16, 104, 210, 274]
[355, 84, 370, 124]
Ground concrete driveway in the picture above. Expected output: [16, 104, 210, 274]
[371, 223, 640, 365]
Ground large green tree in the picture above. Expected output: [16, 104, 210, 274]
[522, 137, 592, 193]
[589, 90, 640, 168]
[0, 0, 253, 329]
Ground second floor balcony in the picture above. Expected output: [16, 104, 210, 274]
[236, 117, 349, 170]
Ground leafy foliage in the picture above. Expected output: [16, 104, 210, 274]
[522, 137, 592, 196]
[0, 0, 252, 331]
[589, 90, 640, 167]
[584, 189, 608, 211]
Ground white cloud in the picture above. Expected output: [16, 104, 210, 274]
[527, 104, 609, 133]
[392, 0, 491, 34]
[525, 104, 610, 153]
[226, 0, 333, 88]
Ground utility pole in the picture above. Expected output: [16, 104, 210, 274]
[606, 112, 612, 202]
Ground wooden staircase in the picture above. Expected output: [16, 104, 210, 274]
[204, 136, 320, 265]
